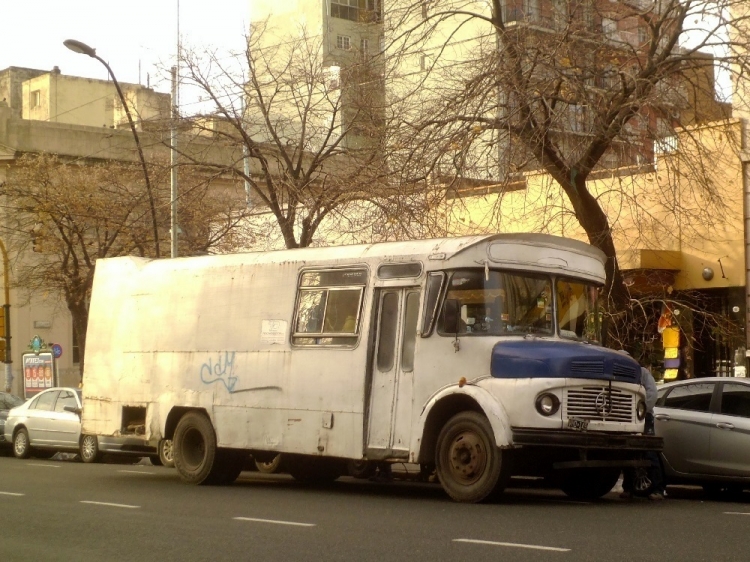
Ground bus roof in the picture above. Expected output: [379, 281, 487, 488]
[100, 233, 606, 281]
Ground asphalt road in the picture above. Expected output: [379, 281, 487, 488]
[1, 453, 749, 562]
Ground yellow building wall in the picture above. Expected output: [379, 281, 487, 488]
[444, 119, 745, 291]
[21, 71, 168, 129]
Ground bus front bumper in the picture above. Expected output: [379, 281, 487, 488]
[511, 428, 663, 470]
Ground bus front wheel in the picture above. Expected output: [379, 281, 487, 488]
[435, 411, 508, 503]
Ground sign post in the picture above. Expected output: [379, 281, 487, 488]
[22, 335, 57, 399]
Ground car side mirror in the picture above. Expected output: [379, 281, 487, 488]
[64, 405, 82, 415]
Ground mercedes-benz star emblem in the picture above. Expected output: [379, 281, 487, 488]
[595, 390, 613, 418]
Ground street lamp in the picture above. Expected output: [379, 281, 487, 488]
[63, 39, 161, 258]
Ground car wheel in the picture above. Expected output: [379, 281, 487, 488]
[173, 411, 220, 485]
[80, 435, 102, 463]
[148, 454, 163, 466]
[13, 428, 31, 459]
[159, 439, 175, 468]
[255, 454, 283, 474]
[435, 411, 509, 503]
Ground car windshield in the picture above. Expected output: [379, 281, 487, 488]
[439, 269, 553, 336]
[556, 278, 601, 343]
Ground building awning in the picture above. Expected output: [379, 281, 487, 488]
[622, 250, 681, 296]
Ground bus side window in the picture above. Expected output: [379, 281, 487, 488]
[421, 272, 444, 337]
[292, 268, 367, 347]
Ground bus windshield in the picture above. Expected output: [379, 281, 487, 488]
[556, 278, 601, 342]
[439, 269, 553, 336]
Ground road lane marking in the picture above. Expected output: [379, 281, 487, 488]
[118, 470, 156, 475]
[724, 512, 750, 516]
[234, 517, 316, 527]
[453, 539, 570, 552]
[26, 463, 60, 468]
[80, 501, 140, 509]
[0, 491, 25, 496]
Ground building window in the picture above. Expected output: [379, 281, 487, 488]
[638, 26, 649, 46]
[30, 90, 41, 109]
[325, 65, 341, 90]
[602, 18, 618, 40]
[337, 35, 351, 50]
[360, 38, 369, 56]
[655, 135, 678, 154]
[330, 0, 381, 23]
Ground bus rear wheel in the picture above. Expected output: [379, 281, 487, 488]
[174, 411, 220, 485]
[435, 411, 508, 503]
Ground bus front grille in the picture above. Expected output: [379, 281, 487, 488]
[564, 386, 634, 422]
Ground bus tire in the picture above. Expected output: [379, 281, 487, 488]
[560, 468, 621, 500]
[435, 411, 508, 503]
[208, 450, 246, 485]
[173, 411, 219, 485]
[346, 459, 377, 479]
[255, 454, 283, 474]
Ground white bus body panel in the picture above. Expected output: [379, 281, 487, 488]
[83, 233, 628, 462]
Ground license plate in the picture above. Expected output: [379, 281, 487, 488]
[567, 417, 590, 431]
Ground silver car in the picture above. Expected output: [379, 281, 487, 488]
[0, 392, 25, 448]
[3, 387, 156, 463]
[655, 377, 750, 493]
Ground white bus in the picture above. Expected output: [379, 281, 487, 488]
[82, 233, 660, 502]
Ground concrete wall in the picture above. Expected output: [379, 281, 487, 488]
[21, 71, 169, 129]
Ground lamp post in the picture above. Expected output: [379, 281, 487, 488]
[63, 39, 161, 258]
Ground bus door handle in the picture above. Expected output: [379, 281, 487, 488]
[654, 414, 670, 421]
[716, 422, 735, 431]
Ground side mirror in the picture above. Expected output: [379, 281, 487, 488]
[64, 405, 82, 415]
[442, 299, 460, 334]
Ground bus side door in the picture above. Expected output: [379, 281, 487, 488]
[366, 287, 420, 459]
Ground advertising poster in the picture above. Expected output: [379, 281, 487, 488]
[23, 352, 56, 399]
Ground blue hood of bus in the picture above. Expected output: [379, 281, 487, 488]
[490, 340, 641, 384]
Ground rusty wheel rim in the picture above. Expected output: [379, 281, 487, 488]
[447, 430, 487, 486]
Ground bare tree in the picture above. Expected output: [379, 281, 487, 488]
[384, 0, 749, 311]
[176, 21, 388, 249]
[0, 154, 250, 373]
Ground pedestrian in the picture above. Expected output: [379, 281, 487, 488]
[621, 365, 667, 500]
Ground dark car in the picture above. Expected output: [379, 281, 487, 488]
[0, 392, 25, 449]
[655, 377, 750, 494]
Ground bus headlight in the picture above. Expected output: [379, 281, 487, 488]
[535, 393, 560, 416]
[636, 400, 647, 421]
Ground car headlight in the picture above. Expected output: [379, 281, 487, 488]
[636, 400, 647, 421]
[535, 393, 560, 416]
